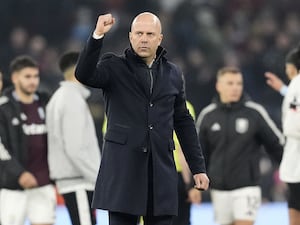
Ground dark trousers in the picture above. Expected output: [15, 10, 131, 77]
[108, 212, 173, 225]
[287, 183, 300, 210]
[63, 190, 96, 225]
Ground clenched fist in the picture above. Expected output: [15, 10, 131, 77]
[94, 13, 115, 36]
[18, 171, 38, 189]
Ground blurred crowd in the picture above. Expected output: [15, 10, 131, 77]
[1, 0, 299, 202]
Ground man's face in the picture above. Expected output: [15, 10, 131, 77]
[216, 72, 243, 103]
[129, 15, 163, 65]
[12, 67, 40, 96]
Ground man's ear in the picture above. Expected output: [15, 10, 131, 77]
[158, 34, 163, 45]
[11, 72, 17, 84]
[129, 32, 132, 42]
[215, 82, 220, 93]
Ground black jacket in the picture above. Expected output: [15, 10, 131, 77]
[75, 36, 206, 216]
[196, 95, 284, 190]
[0, 88, 49, 189]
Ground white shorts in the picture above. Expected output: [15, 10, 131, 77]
[210, 186, 261, 224]
[0, 184, 56, 225]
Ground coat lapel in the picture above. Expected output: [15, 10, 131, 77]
[151, 63, 163, 100]
[124, 46, 167, 100]
[124, 51, 149, 99]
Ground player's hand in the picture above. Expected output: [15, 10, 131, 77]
[265, 72, 284, 92]
[193, 173, 209, 191]
[188, 188, 202, 204]
[18, 171, 38, 189]
[94, 13, 115, 36]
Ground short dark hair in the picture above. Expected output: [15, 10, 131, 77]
[9, 55, 38, 74]
[285, 45, 300, 70]
[217, 66, 241, 80]
[59, 51, 79, 73]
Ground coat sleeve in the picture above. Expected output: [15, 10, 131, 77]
[246, 102, 284, 164]
[173, 70, 207, 175]
[195, 110, 210, 170]
[0, 110, 24, 188]
[75, 35, 111, 89]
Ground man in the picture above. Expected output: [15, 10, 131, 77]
[196, 66, 284, 225]
[266, 46, 300, 225]
[46, 51, 101, 225]
[0, 55, 55, 225]
[75, 12, 209, 225]
[265, 46, 300, 97]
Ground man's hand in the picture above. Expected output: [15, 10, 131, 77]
[193, 173, 209, 191]
[188, 188, 202, 204]
[94, 13, 115, 36]
[265, 72, 284, 92]
[18, 171, 38, 189]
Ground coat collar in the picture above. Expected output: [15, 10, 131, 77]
[123, 46, 168, 100]
[124, 45, 167, 66]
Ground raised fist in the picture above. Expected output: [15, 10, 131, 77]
[94, 13, 115, 36]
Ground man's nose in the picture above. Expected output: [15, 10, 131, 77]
[140, 34, 148, 42]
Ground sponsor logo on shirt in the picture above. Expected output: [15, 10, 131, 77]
[22, 123, 47, 135]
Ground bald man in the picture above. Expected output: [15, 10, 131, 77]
[75, 12, 209, 225]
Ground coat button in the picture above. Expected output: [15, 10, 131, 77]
[142, 147, 147, 153]
[148, 124, 153, 130]
[149, 102, 153, 107]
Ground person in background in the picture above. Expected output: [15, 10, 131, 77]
[75, 12, 209, 225]
[0, 55, 55, 225]
[196, 66, 284, 225]
[266, 45, 300, 225]
[173, 100, 201, 225]
[46, 51, 101, 225]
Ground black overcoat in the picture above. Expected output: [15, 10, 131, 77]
[75, 36, 206, 216]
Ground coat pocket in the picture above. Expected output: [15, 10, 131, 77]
[104, 129, 128, 145]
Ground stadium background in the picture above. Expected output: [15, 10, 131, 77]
[1, 0, 299, 224]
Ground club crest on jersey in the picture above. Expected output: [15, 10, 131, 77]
[211, 122, 221, 131]
[235, 118, 249, 133]
[11, 117, 20, 126]
[289, 97, 300, 112]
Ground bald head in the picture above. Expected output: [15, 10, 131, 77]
[131, 12, 162, 34]
[129, 12, 163, 65]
